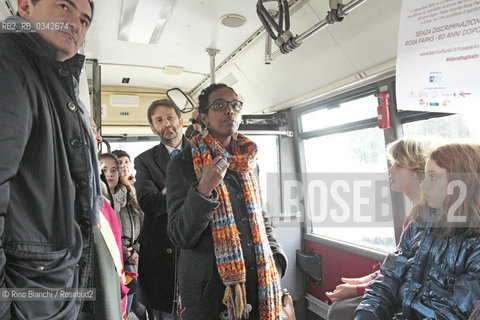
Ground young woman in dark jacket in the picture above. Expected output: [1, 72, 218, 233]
[167, 83, 287, 320]
[355, 143, 480, 320]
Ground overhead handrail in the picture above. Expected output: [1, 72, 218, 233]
[257, 0, 290, 40]
[257, 0, 296, 54]
[190, 0, 306, 95]
[259, 0, 368, 62]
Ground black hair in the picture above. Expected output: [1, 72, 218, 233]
[111, 149, 131, 161]
[147, 99, 181, 126]
[197, 83, 237, 115]
[98, 152, 119, 168]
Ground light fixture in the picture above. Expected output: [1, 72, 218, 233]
[118, 0, 175, 44]
[163, 65, 184, 75]
[220, 14, 246, 28]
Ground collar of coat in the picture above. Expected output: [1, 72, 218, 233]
[5, 15, 86, 80]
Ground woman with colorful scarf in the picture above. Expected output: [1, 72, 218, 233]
[166, 83, 287, 320]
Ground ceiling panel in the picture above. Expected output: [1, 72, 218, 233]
[196, 1, 371, 113]
[212, 0, 401, 113]
[4, 0, 402, 114]
[84, 0, 263, 89]
[323, 0, 401, 72]
[98, 64, 205, 91]
[81, 0, 401, 112]
[0, 0, 16, 18]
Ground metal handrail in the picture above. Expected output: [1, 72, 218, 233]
[267, 0, 368, 61]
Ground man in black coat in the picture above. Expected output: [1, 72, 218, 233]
[0, 1, 98, 319]
[134, 99, 188, 320]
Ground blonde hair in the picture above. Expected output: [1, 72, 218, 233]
[387, 137, 439, 173]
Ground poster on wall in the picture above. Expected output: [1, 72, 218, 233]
[396, 0, 480, 112]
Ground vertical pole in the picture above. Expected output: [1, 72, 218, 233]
[92, 60, 101, 134]
[206, 48, 220, 84]
[265, 32, 272, 64]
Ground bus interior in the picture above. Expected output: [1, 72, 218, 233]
[1, 0, 479, 318]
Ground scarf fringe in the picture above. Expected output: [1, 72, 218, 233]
[222, 284, 247, 320]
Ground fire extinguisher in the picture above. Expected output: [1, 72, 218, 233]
[377, 92, 390, 129]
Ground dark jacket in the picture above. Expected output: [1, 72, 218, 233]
[134, 136, 189, 312]
[0, 31, 94, 318]
[112, 185, 144, 263]
[355, 222, 480, 320]
[166, 144, 287, 320]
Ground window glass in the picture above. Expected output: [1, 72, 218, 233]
[303, 128, 395, 251]
[300, 95, 378, 132]
[108, 140, 159, 176]
[304, 127, 388, 173]
[403, 113, 480, 140]
[247, 135, 279, 208]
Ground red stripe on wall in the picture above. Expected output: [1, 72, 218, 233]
[304, 239, 382, 304]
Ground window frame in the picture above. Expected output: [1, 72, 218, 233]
[244, 134, 282, 214]
[297, 86, 379, 138]
[293, 77, 467, 256]
[293, 79, 403, 255]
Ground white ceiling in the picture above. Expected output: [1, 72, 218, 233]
[2, 0, 402, 114]
[206, 0, 401, 113]
[83, 0, 401, 114]
[84, 0, 265, 92]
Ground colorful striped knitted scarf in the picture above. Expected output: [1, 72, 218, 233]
[191, 130, 282, 320]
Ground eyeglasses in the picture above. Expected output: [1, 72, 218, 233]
[207, 99, 243, 111]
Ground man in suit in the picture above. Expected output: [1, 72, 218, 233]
[134, 99, 188, 320]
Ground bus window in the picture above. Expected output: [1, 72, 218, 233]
[303, 128, 387, 173]
[299, 93, 396, 251]
[245, 134, 279, 208]
[300, 95, 379, 132]
[403, 113, 478, 140]
[108, 140, 159, 176]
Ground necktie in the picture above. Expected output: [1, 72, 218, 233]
[170, 149, 180, 158]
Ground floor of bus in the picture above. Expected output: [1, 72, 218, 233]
[294, 298, 325, 320]
[126, 298, 325, 320]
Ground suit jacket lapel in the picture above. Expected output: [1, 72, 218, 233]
[153, 144, 171, 177]
[180, 135, 189, 150]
